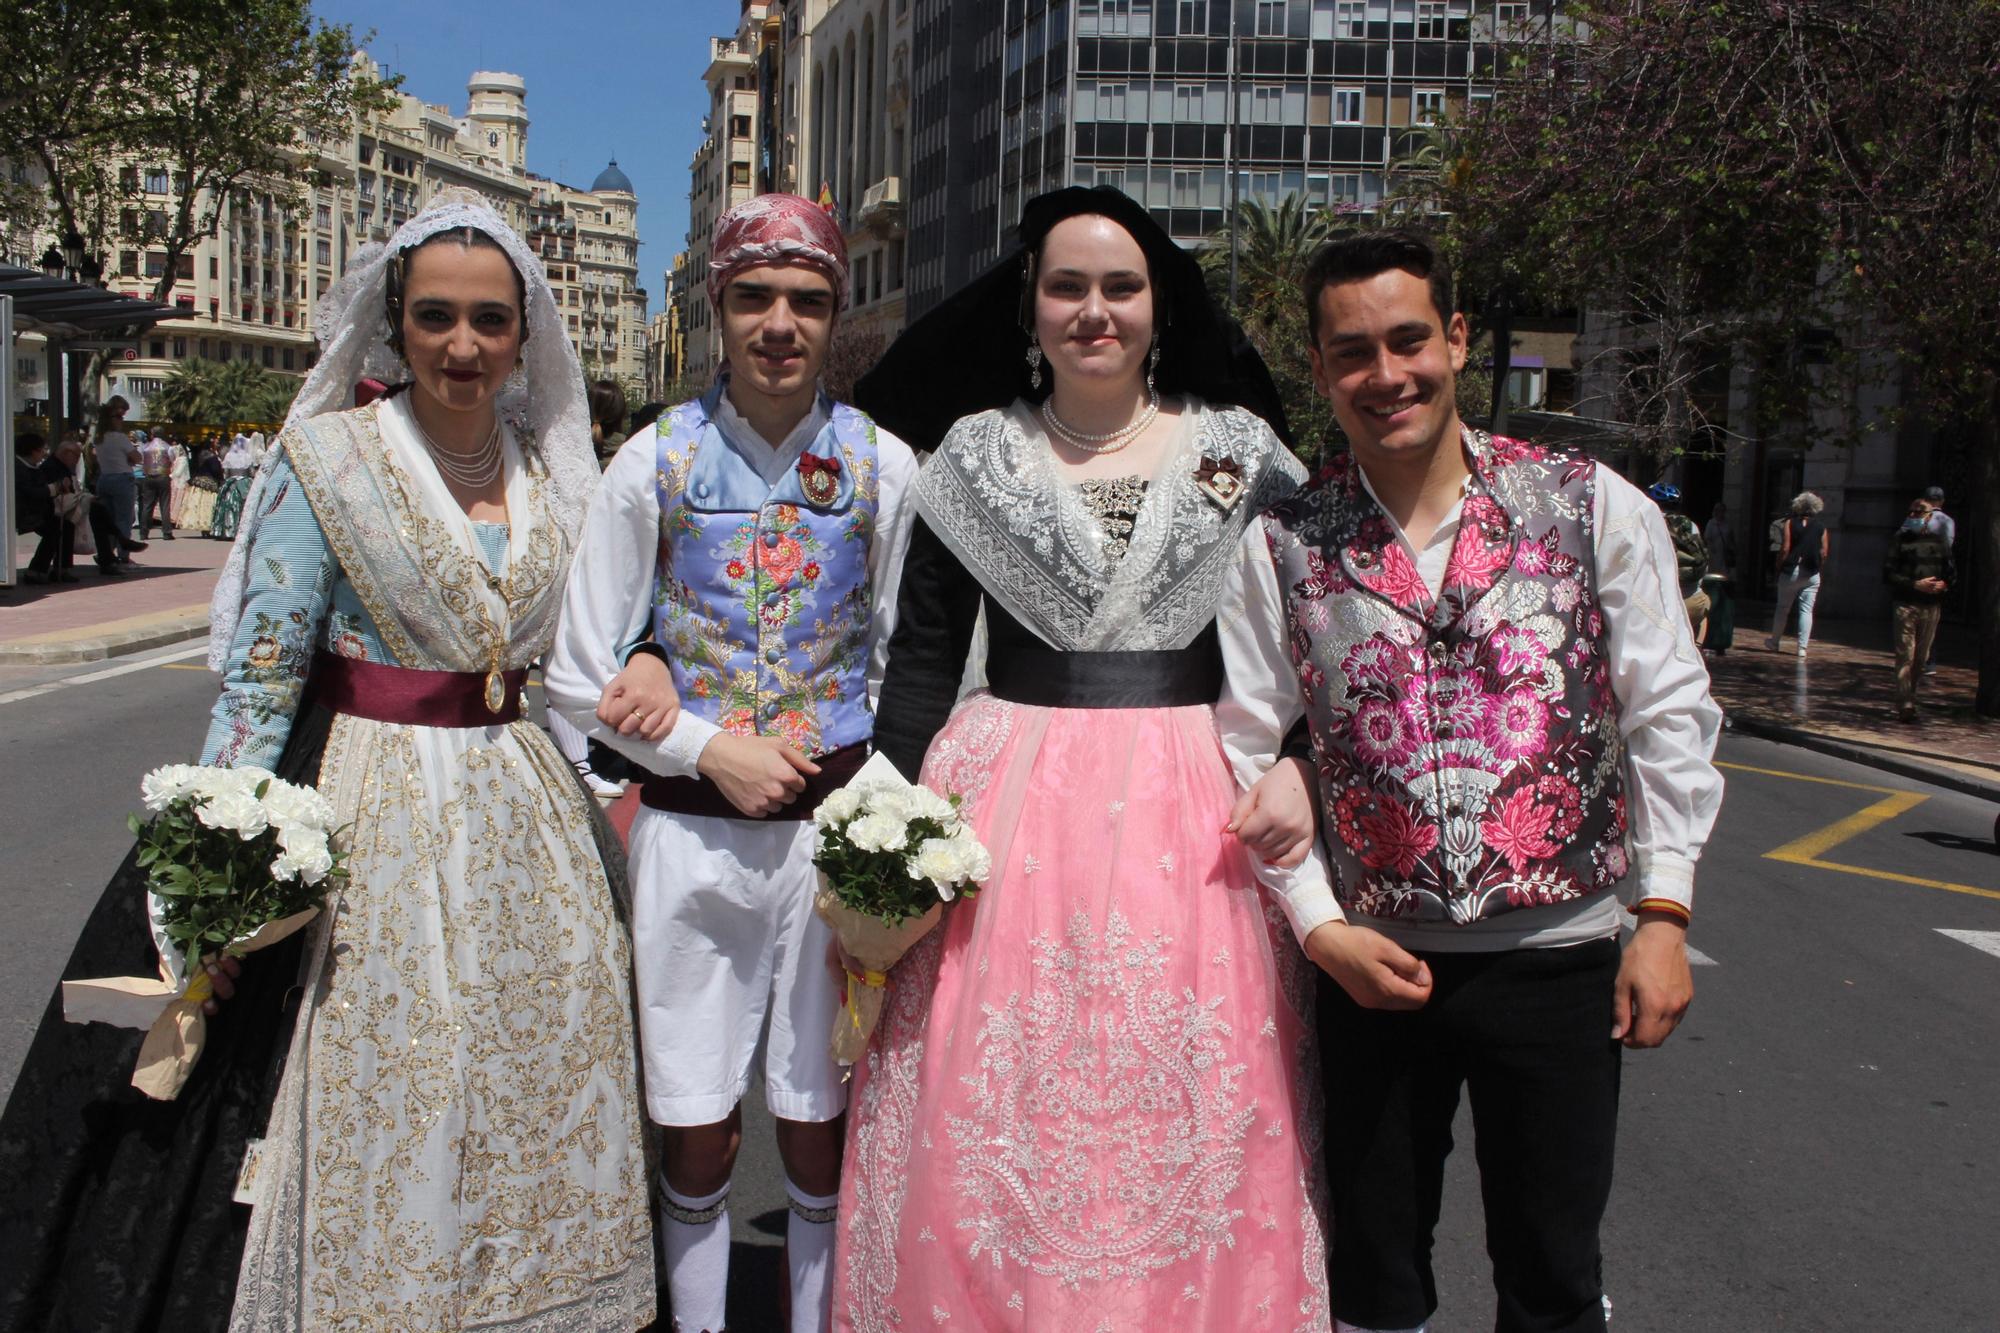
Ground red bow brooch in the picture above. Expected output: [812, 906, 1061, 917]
[798, 452, 842, 507]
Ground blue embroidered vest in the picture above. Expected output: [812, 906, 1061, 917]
[652, 385, 882, 758]
[1261, 431, 1631, 926]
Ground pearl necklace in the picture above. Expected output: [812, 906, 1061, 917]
[1040, 385, 1160, 455]
[413, 410, 504, 488]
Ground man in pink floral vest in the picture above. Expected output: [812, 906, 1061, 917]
[1217, 231, 1723, 1333]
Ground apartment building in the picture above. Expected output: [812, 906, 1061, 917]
[685, 3, 778, 381]
[904, 0, 1547, 318]
[526, 163, 650, 385]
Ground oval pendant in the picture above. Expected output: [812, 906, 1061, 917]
[484, 669, 506, 714]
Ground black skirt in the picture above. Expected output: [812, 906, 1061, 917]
[0, 705, 330, 1333]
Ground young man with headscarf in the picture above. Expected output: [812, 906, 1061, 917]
[546, 193, 919, 1333]
[1220, 230, 1725, 1333]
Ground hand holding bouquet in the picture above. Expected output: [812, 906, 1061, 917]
[813, 752, 990, 1065]
[63, 764, 346, 1100]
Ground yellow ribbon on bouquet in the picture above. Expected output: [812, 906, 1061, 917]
[844, 965, 889, 1034]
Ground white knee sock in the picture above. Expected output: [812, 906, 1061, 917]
[785, 1179, 839, 1333]
[660, 1178, 731, 1333]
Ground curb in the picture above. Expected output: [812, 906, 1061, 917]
[1726, 713, 2000, 804]
[0, 612, 209, 666]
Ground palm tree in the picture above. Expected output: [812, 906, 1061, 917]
[150, 357, 228, 426]
[1199, 195, 1342, 462]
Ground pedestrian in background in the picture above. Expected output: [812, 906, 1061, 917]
[92, 397, 145, 554]
[13, 432, 64, 583]
[1884, 493, 1955, 722]
[1920, 484, 1954, 675]
[1650, 483, 1710, 645]
[1702, 500, 1736, 654]
[208, 433, 257, 539]
[179, 439, 222, 533]
[1767, 490, 1828, 657]
[135, 429, 177, 540]
[588, 377, 628, 467]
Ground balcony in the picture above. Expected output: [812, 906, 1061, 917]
[856, 177, 905, 239]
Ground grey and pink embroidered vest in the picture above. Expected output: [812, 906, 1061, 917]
[1261, 431, 1630, 926]
[651, 383, 881, 758]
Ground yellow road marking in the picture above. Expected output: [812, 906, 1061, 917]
[1733, 765, 2000, 901]
[1715, 760, 1905, 796]
[160, 662, 207, 671]
[1765, 791, 1930, 862]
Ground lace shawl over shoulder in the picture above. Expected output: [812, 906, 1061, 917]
[913, 399, 1304, 651]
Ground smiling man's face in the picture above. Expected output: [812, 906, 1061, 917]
[718, 262, 837, 401]
[1308, 265, 1469, 469]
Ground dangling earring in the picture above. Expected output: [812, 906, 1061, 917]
[1026, 338, 1044, 391]
[1146, 335, 1161, 397]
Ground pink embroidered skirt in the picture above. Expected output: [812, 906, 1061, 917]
[832, 692, 1331, 1331]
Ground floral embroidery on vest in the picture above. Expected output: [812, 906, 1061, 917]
[652, 392, 880, 756]
[1265, 430, 1630, 925]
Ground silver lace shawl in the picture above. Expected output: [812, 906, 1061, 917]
[914, 398, 1306, 652]
[208, 188, 596, 669]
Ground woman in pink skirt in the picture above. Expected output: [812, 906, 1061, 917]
[833, 188, 1336, 1332]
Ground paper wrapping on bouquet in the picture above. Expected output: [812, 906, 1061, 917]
[61, 907, 321, 1101]
[814, 881, 941, 1067]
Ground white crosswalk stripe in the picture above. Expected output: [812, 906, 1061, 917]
[1937, 929, 2000, 961]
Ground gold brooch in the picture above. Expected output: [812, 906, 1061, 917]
[1193, 455, 1246, 512]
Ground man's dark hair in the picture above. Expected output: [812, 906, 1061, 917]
[14, 431, 46, 457]
[1301, 229, 1455, 345]
[588, 378, 628, 432]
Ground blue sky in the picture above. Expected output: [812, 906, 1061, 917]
[321, 0, 742, 316]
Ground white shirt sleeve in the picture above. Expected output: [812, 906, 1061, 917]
[865, 429, 922, 712]
[1213, 522, 1345, 944]
[1593, 464, 1726, 912]
[544, 433, 719, 779]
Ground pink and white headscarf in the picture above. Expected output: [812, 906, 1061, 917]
[708, 193, 849, 309]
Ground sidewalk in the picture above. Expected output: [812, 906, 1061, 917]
[1, 527, 231, 664]
[1707, 598, 1999, 801]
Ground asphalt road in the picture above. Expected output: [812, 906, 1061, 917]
[2, 647, 1996, 1330]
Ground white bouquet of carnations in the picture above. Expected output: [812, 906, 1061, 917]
[812, 752, 991, 1065]
[62, 764, 346, 1100]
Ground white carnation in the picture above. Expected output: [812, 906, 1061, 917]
[950, 831, 993, 883]
[194, 765, 270, 800]
[903, 785, 960, 829]
[261, 780, 333, 833]
[860, 784, 919, 822]
[814, 786, 863, 828]
[140, 764, 204, 812]
[845, 812, 910, 853]
[196, 789, 270, 838]
[909, 837, 972, 898]
[273, 837, 334, 885]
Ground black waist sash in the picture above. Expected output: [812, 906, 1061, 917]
[985, 622, 1223, 709]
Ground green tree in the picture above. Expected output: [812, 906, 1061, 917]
[1201, 196, 1340, 464]
[0, 0, 394, 307]
[1440, 0, 2000, 714]
[150, 356, 296, 428]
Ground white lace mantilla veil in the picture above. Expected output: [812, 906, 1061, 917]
[207, 186, 596, 669]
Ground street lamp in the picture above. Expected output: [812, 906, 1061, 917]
[60, 229, 86, 275]
[38, 246, 65, 278]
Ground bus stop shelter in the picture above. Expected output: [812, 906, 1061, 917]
[3, 264, 186, 587]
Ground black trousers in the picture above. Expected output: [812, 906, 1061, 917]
[28, 516, 72, 573]
[1321, 937, 1623, 1333]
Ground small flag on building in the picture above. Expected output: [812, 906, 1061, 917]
[817, 181, 840, 224]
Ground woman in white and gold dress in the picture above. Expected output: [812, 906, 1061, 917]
[0, 190, 654, 1332]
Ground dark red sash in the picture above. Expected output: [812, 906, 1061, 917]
[310, 651, 528, 727]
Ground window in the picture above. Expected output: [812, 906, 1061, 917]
[1413, 89, 1444, 124]
[1252, 85, 1283, 124]
[144, 251, 166, 278]
[283, 348, 296, 371]
[173, 338, 187, 357]
[144, 167, 169, 194]
[1496, 1, 1529, 26]
[730, 162, 750, 185]
[120, 252, 139, 277]
[262, 346, 275, 368]
[1256, 0, 1286, 36]
[316, 239, 332, 265]
[150, 340, 166, 359]
[1334, 88, 1364, 124]
[731, 114, 751, 138]
[1178, 0, 1205, 33]
[1171, 168, 1201, 207]
[1331, 173, 1362, 205]
[1098, 81, 1128, 122]
[1417, 1, 1447, 38]
[176, 254, 194, 279]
